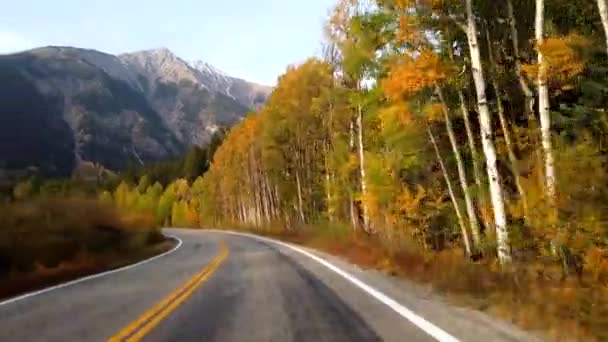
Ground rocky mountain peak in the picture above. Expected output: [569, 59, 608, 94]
[0, 46, 273, 177]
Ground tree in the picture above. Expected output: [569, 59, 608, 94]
[182, 146, 208, 182]
[464, 0, 511, 264]
[157, 185, 177, 225]
[383, 49, 482, 252]
[136, 175, 151, 194]
[536, 0, 557, 204]
[597, 0, 608, 56]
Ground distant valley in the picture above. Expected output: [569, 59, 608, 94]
[0, 46, 272, 177]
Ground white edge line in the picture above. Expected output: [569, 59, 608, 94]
[0, 234, 183, 307]
[212, 230, 459, 342]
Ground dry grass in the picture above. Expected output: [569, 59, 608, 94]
[0, 197, 169, 299]
[0, 240, 173, 300]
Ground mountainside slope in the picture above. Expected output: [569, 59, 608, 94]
[0, 46, 272, 177]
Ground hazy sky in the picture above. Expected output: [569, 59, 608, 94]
[0, 0, 336, 85]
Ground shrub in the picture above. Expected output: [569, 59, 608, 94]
[0, 197, 161, 274]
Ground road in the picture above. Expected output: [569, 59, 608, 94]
[0, 229, 535, 342]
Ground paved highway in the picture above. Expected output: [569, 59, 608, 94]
[0, 229, 536, 341]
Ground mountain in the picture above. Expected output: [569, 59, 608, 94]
[0, 46, 272, 177]
[187, 60, 269, 109]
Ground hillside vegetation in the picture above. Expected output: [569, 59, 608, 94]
[0, 196, 168, 299]
[183, 0, 608, 339]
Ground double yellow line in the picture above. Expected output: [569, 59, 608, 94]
[108, 241, 229, 342]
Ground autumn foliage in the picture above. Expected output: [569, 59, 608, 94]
[189, 0, 608, 339]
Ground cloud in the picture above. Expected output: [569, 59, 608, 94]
[0, 31, 36, 54]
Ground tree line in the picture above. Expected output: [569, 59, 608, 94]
[197, 0, 608, 273]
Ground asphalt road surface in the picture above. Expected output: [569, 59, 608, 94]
[0, 229, 536, 342]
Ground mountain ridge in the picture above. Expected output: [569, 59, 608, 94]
[0, 46, 272, 177]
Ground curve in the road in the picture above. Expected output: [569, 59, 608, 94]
[0, 234, 183, 307]
[216, 230, 459, 342]
[109, 240, 228, 342]
[0, 229, 532, 342]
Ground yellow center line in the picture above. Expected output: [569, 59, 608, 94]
[108, 241, 229, 342]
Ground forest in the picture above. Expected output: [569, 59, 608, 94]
[191, 0, 608, 339]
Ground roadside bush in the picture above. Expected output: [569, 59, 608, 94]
[0, 197, 161, 274]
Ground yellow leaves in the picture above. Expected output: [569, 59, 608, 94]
[184, 204, 200, 228]
[523, 34, 590, 89]
[397, 15, 421, 45]
[382, 50, 451, 101]
[394, 0, 416, 9]
[395, 0, 444, 10]
[423, 103, 444, 122]
[343, 152, 360, 175]
[396, 185, 426, 213]
[585, 247, 608, 283]
[378, 102, 413, 129]
[360, 191, 380, 220]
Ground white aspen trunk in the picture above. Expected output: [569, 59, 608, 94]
[598, 0, 608, 56]
[295, 170, 305, 223]
[485, 28, 530, 220]
[447, 42, 490, 232]
[274, 184, 281, 218]
[496, 83, 530, 214]
[536, 0, 556, 202]
[349, 192, 357, 230]
[324, 149, 334, 222]
[326, 100, 335, 222]
[437, 87, 482, 247]
[348, 117, 358, 230]
[250, 153, 261, 226]
[465, 0, 512, 264]
[356, 81, 370, 232]
[427, 125, 472, 256]
[239, 197, 246, 223]
[508, 0, 545, 188]
[458, 91, 486, 209]
[261, 173, 271, 223]
[264, 175, 275, 221]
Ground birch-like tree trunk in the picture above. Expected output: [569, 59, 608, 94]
[356, 82, 370, 232]
[324, 148, 334, 222]
[447, 42, 489, 232]
[536, 0, 557, 202]
[457, 91, 491, 229]
[295, 170, 305, 223]
[427, 125, 472, 256]
[597, 0, 608, 56]
[348, 118, 358, 230]
[507, 0, 545, 189]
[457, 93, 484, 197]
[325, 98, 335, 222]
[485, 28, 530, 221]
[465, 0, 511, 264]
[437, 87, 482, 247]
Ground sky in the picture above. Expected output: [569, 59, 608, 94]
[0, 0, 337, 85]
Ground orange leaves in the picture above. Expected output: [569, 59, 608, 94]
[395, 0, 443, 10]
[378, 102, 413, 129]
[382, 50, 451, 101]
[396, 185, 426, 214]
[394, 0, 416, 9]
[584, 247, 608, 284]
[397, 15, 421, 45]
[523, 34, 590, 89]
